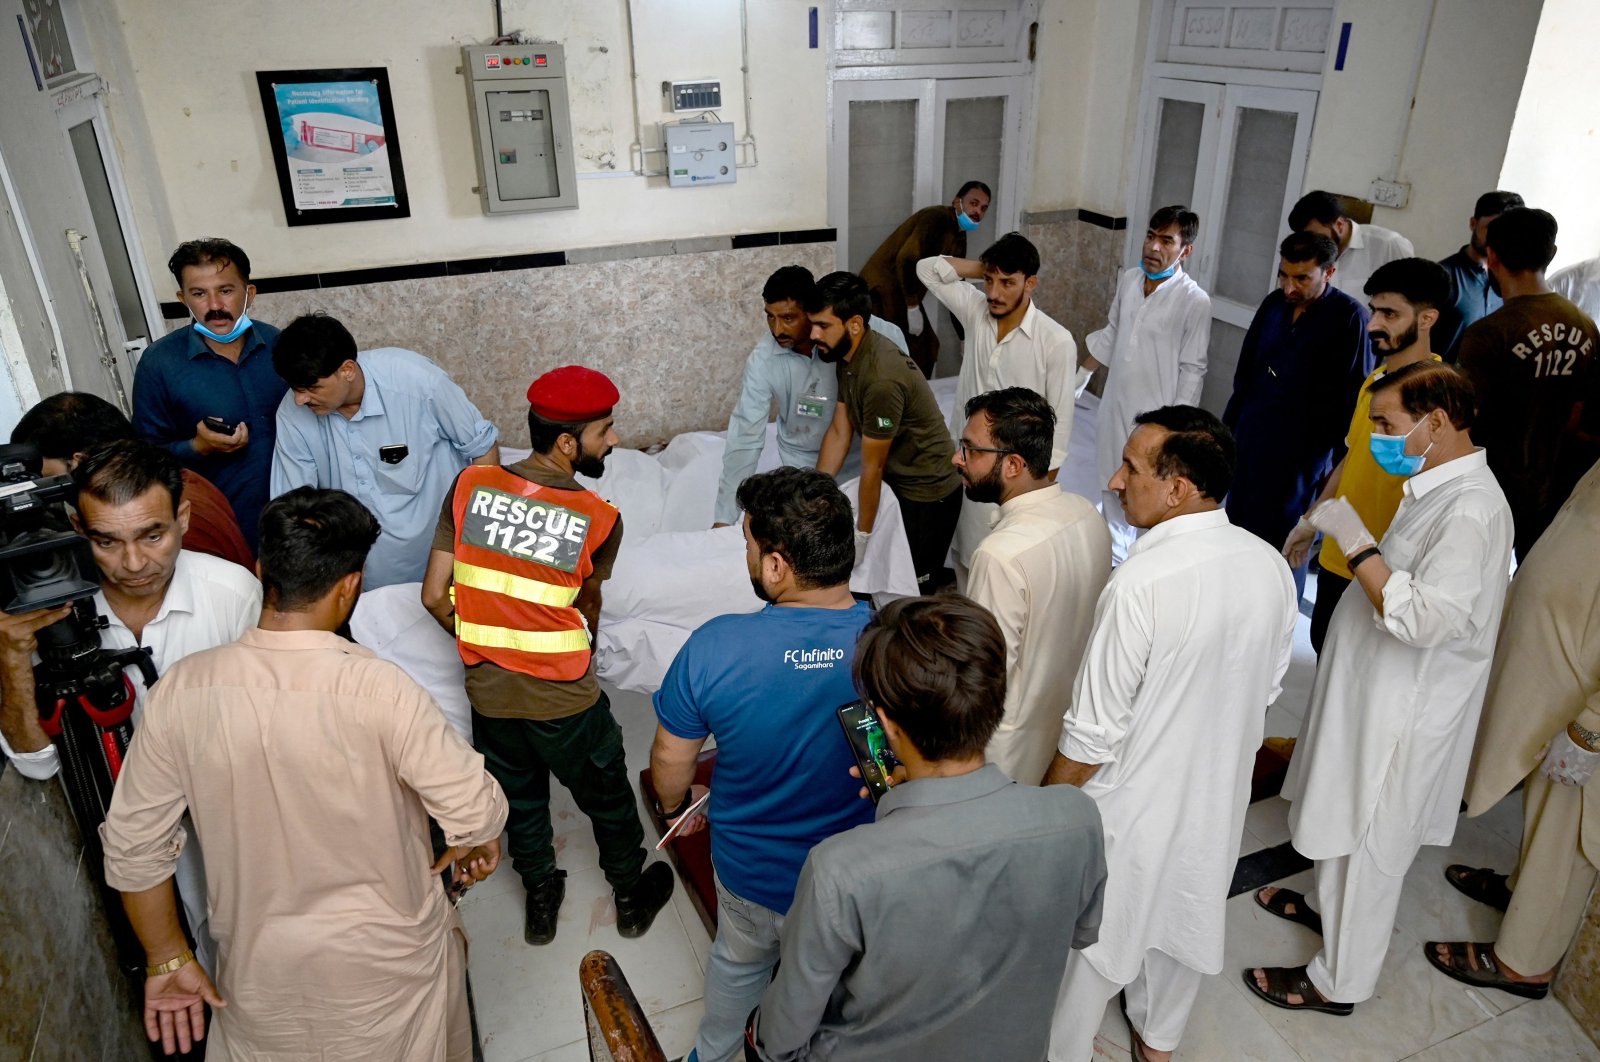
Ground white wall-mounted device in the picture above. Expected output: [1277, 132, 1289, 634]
[663, 120, 736, 188]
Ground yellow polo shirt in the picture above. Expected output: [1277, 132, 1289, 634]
[1319, 354, 1443, 579]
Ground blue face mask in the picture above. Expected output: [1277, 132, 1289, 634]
[956, 210, 980, 233]
[1142, 262, 1178, 281]
[1369, 418, 1431, 476]
[191, 295, 253, 343]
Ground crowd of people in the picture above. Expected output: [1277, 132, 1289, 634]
[0, 172, 1597, 1061]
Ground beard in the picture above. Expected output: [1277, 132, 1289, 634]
[961, 462, 1004, 504]
[1371, 319, 1419, 354]
[748, 575, 774, 603]
[814, 338, 844, 363]
[574, 438, 609, 478]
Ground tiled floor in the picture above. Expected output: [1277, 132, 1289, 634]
[459, 612, 1600, 1061]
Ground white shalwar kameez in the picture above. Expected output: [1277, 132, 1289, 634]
[1283, 449, 1513, 1003]
[915, 256, 1078, 580]
[1049, 509, 1297, 1060]
[1086, 267, 1210, 562]
[1550, 255, 1600, 320]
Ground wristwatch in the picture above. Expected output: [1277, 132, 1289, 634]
[1571, 722, 1600, 751]
[658, 791, 693, 820]
[146, 948, 194, 977]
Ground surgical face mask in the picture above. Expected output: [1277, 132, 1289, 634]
[957, 210, 980, 233]
[1369, 417, 1431, 476]
[191, 294, 253, 343]
[1142, 262, 1178, 281]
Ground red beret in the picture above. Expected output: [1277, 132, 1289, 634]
[526, 365, 619, 422]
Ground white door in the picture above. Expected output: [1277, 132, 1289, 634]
[831, 76, 1025, 375]
[1129, 79, 1318, 413]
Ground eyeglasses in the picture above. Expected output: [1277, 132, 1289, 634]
[957, 440, 1015, 459]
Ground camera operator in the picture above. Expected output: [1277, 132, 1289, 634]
[0, 439, 261, 966]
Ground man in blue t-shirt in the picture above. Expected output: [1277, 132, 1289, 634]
[650, 465, 874, 1062]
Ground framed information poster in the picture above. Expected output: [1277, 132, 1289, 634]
[256, 67, 411, 226]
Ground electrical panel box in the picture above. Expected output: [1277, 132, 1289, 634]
[668, 80, 722, 112]
[461, 44, 578, 214]
[664, 121, 736, 188]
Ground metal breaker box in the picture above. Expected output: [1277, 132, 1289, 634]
[664, 120, 736, 188]
[462, 44, 578, 214]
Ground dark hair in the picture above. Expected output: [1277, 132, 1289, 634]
[11, 392, 133, 459]
[1149, 205, 1200, 246]
[1287, 190, 1347, 231]
[1473, 190, 1524, 219]
[805, 271, 871, 328]
[979, 232, 1040, 278]
[1131, 405, 1235, 501]
[955, 180, 992, 200]
[735, 466, 854, 589]
[526, 409, 591, 455]
[1368, 361, 1476, 431]
[852, 595, 1006, 762]
[1279, 231, 1339, 269]
[1486, 207, 1559, 274]
[762, 265, 815, 306]
[273, 313, 359, 389]
[1363, 257, 1452, 312]
[963, 386, 1055, 478]
[167, 238, 251, 285]
[72, 439, 185, 516]
[257, 487, 380, 610]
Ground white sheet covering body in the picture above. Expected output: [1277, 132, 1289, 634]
[1058, 510, 1296, 983]
[1283, 450, 1514, 872]
[970, 488, 1111, 785]
[915, 256, 1079, 569]
[384, 433, 917, 696]
[1550, 255, 1600, 320]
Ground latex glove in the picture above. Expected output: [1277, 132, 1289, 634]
[1283, 516, 1317, 568]
[905, 308, 925, 336]
[1540, 728, 1600, 787]
[854, 528, 871, 568]
[1074, 365, 1094, 399]
[1306, 497, 1376, 557]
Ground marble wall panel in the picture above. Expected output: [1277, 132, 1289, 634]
[1556, 889, 1600, 1048]
[0, 767, 146, 1061]
[1022, 215, 1126, 397]
[247, 243, 836, 450]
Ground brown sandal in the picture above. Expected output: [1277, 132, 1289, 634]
[1443, 865, 1511, 912]
[1424, 941, 1549, 999]
[1242, 965, 1353, 1015]
[1254, 886, 1323, 935]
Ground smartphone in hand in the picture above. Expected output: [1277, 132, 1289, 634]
[203, 416, 239, 435]
[837, 700, 899, 803]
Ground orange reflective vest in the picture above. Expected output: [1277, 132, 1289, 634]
[449, 465, 619, 681]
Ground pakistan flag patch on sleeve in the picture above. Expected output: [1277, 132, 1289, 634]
[875, 415, 894, 430]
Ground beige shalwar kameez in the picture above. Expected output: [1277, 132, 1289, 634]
[102, 628, 508, 1061]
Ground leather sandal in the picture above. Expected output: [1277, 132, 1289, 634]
[1424, 941, 1549, 999]
[1241, 965, 1353, 1015]
[1443, 865, 1511, 912]
[1254, 886, 1323, 935]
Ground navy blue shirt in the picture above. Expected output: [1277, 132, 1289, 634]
[132, 322, 285, 549]
[654, 602, 876, 912]
[1435, 247, 1501, 363]
[1223, 286, 1372, 550]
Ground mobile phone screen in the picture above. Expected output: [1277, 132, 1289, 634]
[836, 700, 897, 803]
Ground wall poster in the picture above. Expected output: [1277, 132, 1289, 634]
[255, 67, 411, 226]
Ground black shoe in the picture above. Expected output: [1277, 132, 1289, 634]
[524, 870, 567, 946]
[615, 862, 675, 938]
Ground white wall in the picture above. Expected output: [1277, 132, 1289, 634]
[1028, 0, 1147, 215]
[1303, 0, 1541, 258]
[101, 0, 828, 282]
[1498, 0, 1600, 273]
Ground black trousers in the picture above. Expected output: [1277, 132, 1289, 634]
[1310, 566, 1351, 655]
[899, 486, 963, 590]
[471, 692, 646, 894]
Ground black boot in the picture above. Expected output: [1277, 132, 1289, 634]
[614, 862, 675, 938]
[523, 869, 567, 946]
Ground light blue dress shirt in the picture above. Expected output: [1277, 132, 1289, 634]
[270, 347, 498, 588]
[714, 316, 907, 525]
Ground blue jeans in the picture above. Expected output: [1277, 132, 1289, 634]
[694, 874, 786, 1062]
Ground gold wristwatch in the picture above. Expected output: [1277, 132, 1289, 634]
[146, 948, 194, 977]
